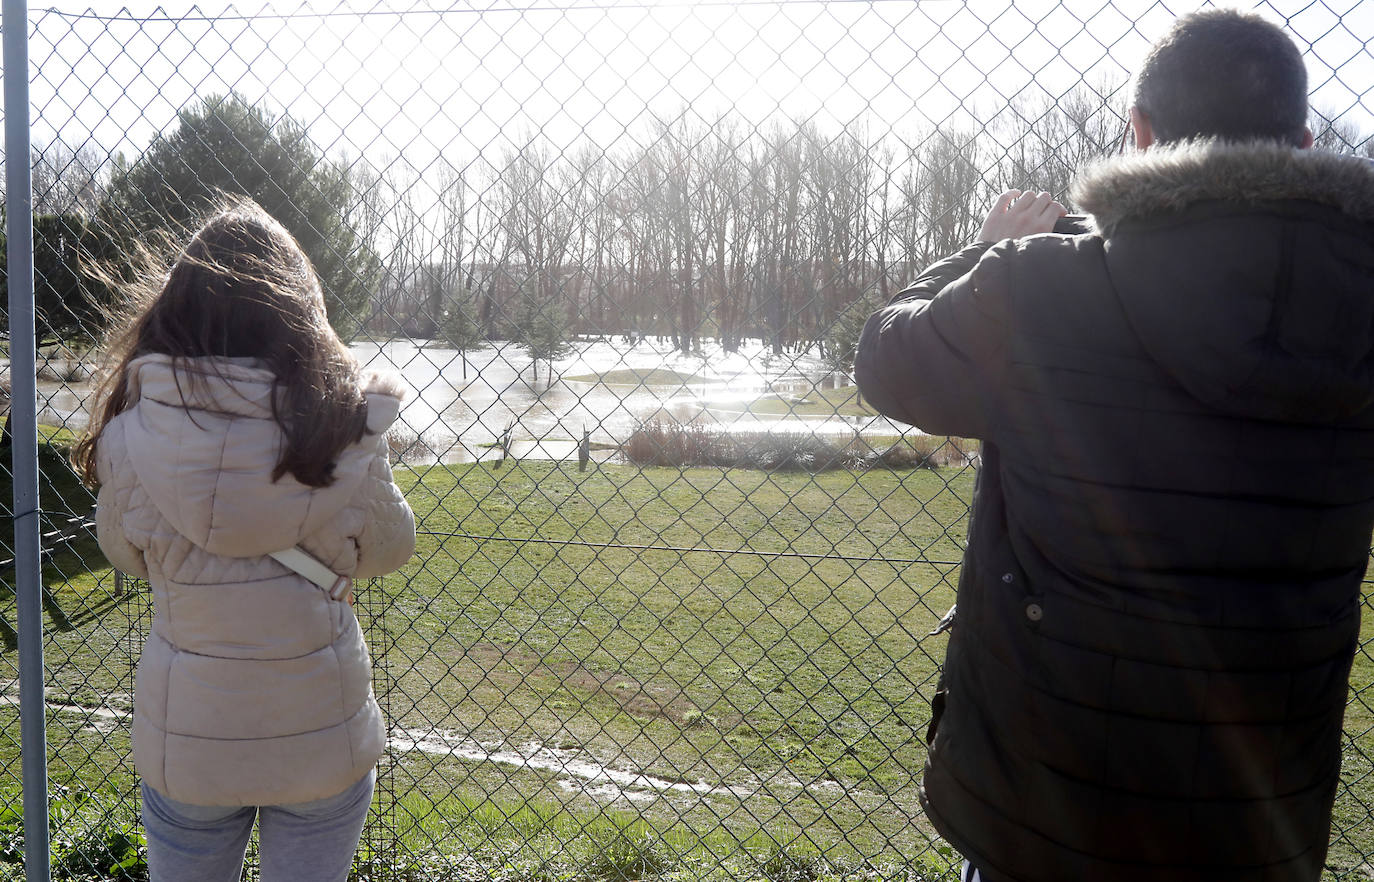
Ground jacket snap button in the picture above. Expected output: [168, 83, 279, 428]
[1025, 602, 1043, 622]
[1001, 572, 1014, 583]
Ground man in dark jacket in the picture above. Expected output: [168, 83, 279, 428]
[855, 10, 1374, 882]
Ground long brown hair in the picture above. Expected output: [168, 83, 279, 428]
[73, 199, 367, 488]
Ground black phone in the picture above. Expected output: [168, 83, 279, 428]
[1054, 214, 1092, 234]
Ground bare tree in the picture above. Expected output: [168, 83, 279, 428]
[32, 139, 106, 217]
[347, 157, 404, 334]
[612, 139, 669, 341]
[1311, 107, 1374, 156]
[496, 137, 579, 380]
[432, 156, 487, 379]
[893, 127, 987, 276]
[689, 116, 753, 352]
[990, 84, 1128, 201]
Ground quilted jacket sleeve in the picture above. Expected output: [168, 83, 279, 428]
[854, 240, 1012, 439]
[352, 435, 416, 579]
[94, 444, 149, 580]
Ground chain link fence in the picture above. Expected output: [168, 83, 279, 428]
[0, 1, 1371, 879]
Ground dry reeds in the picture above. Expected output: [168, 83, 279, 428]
[872, 434, 981, 469]
[36, 344, 94, 383]
[619, 420, 980, 471]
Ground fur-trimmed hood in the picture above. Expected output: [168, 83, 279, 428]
[1065, 140, 1374, 421]
[1073, 139, 1374, 235]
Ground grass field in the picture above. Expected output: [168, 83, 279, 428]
[352, 460, 971, 878]
[740, 385, 877, 419]
[0, 450, 1370, 880]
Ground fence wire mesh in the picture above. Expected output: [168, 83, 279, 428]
[0, 1, 1372, 879]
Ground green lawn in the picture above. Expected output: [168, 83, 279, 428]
[742, 384, 878, 419]
[360, 461, 970, 876]
[563, 368, 714, 387]
[0, 453, 1370, 880]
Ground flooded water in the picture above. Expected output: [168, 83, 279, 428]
[22, 337, 906, 464]
[355, 337, 901, 464]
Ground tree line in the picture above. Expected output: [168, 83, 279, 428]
[353, 88, 1134, 367]
[1, 96, 373, 350]
[3, 91, 1369, 374]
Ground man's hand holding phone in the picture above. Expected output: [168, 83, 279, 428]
[979, 189, 1067, 242]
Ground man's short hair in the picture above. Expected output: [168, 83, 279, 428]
[1133, 9, 1309, 146]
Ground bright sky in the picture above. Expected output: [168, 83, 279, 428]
[15, 0, 1374, 172]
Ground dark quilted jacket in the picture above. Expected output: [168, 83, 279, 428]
[855, 141, 1374, 882]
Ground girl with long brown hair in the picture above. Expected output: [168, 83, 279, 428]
[77, 199, 414, 882]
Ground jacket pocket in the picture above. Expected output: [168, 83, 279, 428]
[926, 680, 947, 746]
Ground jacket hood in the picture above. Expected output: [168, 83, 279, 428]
[1073, 139, 1374, 236]
[121, 354, 405, 558]
[1070, 141, 1374, 421]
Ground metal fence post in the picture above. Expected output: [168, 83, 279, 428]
[4, 1, 51, 880]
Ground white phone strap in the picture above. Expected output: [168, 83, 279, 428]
[269, 546, 351, 600]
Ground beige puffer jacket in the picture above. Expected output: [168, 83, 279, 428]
[95, 353, 415, 806]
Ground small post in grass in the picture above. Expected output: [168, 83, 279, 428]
[494, 420, 514, 470]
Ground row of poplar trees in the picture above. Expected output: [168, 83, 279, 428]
[5, 91, 1368, 377]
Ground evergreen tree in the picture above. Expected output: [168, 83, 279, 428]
[822, 292, 879, 378]
[0, 213, 121, 347]
[98, 93, 378, 334]
[517, 284, 574, 383]
[440, 276, 485, 380]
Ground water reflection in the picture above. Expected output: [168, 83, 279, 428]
[22, 338, 906, 465]
[355, 338, 902, 464]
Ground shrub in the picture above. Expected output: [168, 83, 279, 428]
[585, 831, 667, 881]
[871, 435, 979, 469]
[619, 421, 979, 472]
[620, 420, 722, 467]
